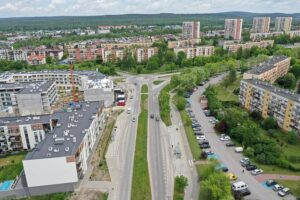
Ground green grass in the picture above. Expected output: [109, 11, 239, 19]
[153, 80, 164, 85]
[275, 180, 300, 198]
[251, 161, 300, 176]
[141, 84, 148, 93]
[214, 76, 241, 102]
[131, 92, 151, 200]
[19, 192, 70, 200]
[179, 110, 201, 160]
[0, 152, 26, 182]
[159, 84, 172, 126]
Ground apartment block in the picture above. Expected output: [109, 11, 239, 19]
[224, 18, 243, 40]
[182, 21, 201, 39]
[45, 49, 64, 60]
[223, 40, 274, 53]
[0, 70, 115, 107]
[250, 32, 283, 41]
[252, 17, 270, 33]
[167, 38, 201, 49]
[135, 47, 158, 63]
[239, 79, 300, 133]
[243, 56, 291, 83]
[174, 46, 214, 59]
[288, 30, 300, 38]
[23, 101, 106, 187]
[275, 17, 293, 33]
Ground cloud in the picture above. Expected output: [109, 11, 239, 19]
[0, 0, 299, 18]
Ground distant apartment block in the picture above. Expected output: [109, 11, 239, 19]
[167, 38, 201, 49]
[223, 40, 274, 53]
[288, 30, 300, 38]
[243, 56, 291, 83]
[239, 79, 300, 133]
[275, 17, 292, 33]
[251, 17, 270, 33]
[224, 18, 243, 40]
[135, 47, 158, 63]
[182, 21, 201, 39]
[45, 49, 64, 60]
[174, 46, 214, 59]
[250, 32, 283, 41]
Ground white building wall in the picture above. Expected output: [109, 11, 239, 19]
[23, 157, 78, 187]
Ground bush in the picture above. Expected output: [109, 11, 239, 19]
[262, 117, 278, 130]
[286, 131, 298, 144]
[245, 147, 255, 157]
[175, 96, 186, 111]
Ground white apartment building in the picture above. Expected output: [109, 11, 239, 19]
[275, 17, 293, 33]
[251, 17, 270, 33]
[23, 101, 106, 187]
[135, 47, 157, 63]
[223, 40, 274, 53]
[174, 46, 214, 59]
[182, 21, 201, 39]
[224, 18, 243, 40]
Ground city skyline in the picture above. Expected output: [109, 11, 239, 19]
[0, 0, 300, 18]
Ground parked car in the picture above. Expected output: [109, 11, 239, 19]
[226, 142, 235, 147]
[201, 150, 214, 158]
[196, 135, 206, 140]
[278, 188, 290, 197]
[220, 135, 231, 141]
[232, 181, 248, 191]
[192, 124, 201, 128]
[199, 140, 209, 145]
[272, 184, 283, 191]
[216, 164, 229, 172]
[246, 164, 257, 171]
[200, 144, 210, 149]
[193, 127, 201, 131]
[194, 131, 203, 135]
[240, 157, 250, 165]
[155, 116, 160, 121]
[251, 169, 263, 175]
[235, 147, 244, 153]
[266, 179, 277, 187]
[233, 188, 251, 198]
[226, 173, 238, 181]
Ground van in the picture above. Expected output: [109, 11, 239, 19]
[232, 181, 248, 191]
[235, 147, 243, 153]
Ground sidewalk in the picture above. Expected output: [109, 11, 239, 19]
[255, 174, 300, 182]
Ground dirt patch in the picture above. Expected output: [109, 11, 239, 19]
[90, 110, 121, 181]
[69, 189, 108, 200]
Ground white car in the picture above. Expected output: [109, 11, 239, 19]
[278, 188, 290, 197]
[251, 169, 263, 175]
[240, 157, 250, 164]
[196, 135, 206, 140]
[220, 135, 231, 141]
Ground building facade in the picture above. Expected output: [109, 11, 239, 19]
[135, 47, 158, 63]
[252, 17, 270, 33]
[223, 40, 274, 53]
[174, 46, 214, 59]
[182, 21, 201, 39]
[224, 18, 243, 40]
[239, 79, 300, 133]
[243, 56, 291, 83]
[275, 17, 293, 33]
[167, 38, 201, 49]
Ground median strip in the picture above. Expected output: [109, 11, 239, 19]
[131, 84, 151, 200]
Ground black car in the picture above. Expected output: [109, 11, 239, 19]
[241, 161, 251, 167]
[192, 124, 201, 128]
[246, 164, 257, 171]
[234, 188, 251, 199]
[150, 114, 154, 119]
[194, 131, 204, 135]
[200, 144, 211, 149]
[199, 140, 209, 145]
[266, 179, 278, 187]
[225, 142, 235, 147]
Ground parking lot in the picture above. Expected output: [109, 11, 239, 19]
[185, 75, 296, 200]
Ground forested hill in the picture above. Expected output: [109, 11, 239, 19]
[0, 12, 300, 31]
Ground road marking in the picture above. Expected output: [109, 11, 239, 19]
[188, 160, 194, 166]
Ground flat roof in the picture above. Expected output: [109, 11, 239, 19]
[25, 101, 103, 160]
[0, 82, 25, 91]
[18, 81, 55, 94]
[242, 79, 300, 104]
[246, 56, 289, 75]
[0, 115, 52, 126]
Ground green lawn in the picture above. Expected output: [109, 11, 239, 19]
[0, 152, 27, 182]
[179, 110, 201, 160]
[275, 180, 300, 198]
[141, 84, 148, 93]
[131, 92, 151, 200]
[153, 80, 164, 85]
[19, 192, 71, 200]
[214, 76, 242, 102]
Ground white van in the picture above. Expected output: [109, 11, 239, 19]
[232, 181, 248, 191]
[235, 147, 243, 153]
[127, 108, 132, 114]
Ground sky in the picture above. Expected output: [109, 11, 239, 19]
[0, 0, 299, 18]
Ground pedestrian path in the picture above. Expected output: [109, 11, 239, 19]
[255, 174, 300, 182]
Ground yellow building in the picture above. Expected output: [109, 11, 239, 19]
[239, 79, 300, 133]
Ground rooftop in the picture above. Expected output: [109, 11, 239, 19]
[246, 56, 289, 75]
[25, 101, 103, 160]
[242, 79, 300, 104]
[0, 115, 52, 126]
[18, 81, 55, 94]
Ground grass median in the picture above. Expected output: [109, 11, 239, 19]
[141, 84, 148, 93]
[131, 85, 151, 200]
[159, 84, 175, 126]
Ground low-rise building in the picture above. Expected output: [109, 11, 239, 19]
[239, 79, 300, 133]
[243, 56, 291, 83]
[174, 46, 214, 59]
[223, 40, 274, 53]
[250, 32, 283, 41]
[167, 38, 201, 49]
